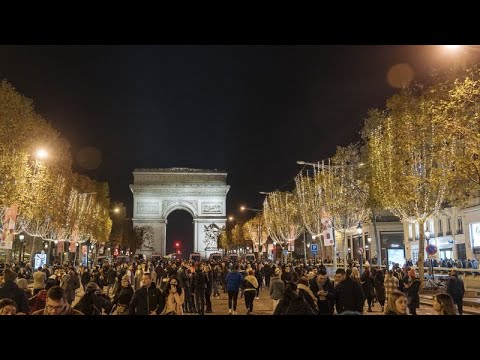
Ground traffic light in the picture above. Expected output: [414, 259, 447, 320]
[175, 242, 180, 248]
[177, 250, 181, 254]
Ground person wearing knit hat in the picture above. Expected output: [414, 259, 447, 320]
[85, 282, 100, 293]
[404, 268, 421, 315]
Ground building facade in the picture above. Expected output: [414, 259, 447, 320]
[130, 168, 229, 259]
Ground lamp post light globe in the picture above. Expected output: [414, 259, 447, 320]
[425, 229, 430, 239]
[356, 223, 363, 235]
[356, 223, 363, 273]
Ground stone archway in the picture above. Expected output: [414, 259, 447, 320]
[130, 168, 229, 259]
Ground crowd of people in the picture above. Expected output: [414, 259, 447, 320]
[0, 256, 466, 315]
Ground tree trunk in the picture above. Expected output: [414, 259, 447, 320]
[332, 220, 337, 269]
[30, 236, 36, 267]
[343, 230, 348, 267]
[418, 219, 425, 286]
[5, 249, 12, 265]
[371, 209, 382, 267]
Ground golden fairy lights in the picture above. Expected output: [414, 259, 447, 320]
[263, 191, 303, 253]
[313, 147, 369, 265]
[361, 70, 480, 281]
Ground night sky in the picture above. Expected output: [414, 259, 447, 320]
[0, 45, 458, 220]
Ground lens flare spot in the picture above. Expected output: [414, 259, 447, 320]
[387, 63, 414, 89]
[76, 146, 102, 170]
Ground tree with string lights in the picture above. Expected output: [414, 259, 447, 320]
[263, 191, 303, 262]
[314, 145, 370, 267]
[362, 82, 467, 283]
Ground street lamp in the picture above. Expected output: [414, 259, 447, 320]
[240, 205, 263, 260]
[425, 227, 434, 280]
[425, 228, 431, 244]
[357, 223, 363, 274]
[240, 205, 262, 213]
[19, 234, 25, 263]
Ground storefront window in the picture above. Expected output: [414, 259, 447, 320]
[457, 217, 464, 235]
[412, 250, 419, 265]
[470, 222, 480, 248]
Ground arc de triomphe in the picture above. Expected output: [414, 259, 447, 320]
[129, 168, 229, 259]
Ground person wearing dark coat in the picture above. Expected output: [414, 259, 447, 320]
[360, 268, 375, 312]
[374, 269, 386, 312]
[226, 264, 244, 315]
[335, 268, 365, 314]
[403, 269, 420, 315]
[112, 275, 134, 315]
[81, 269, 90, 292]
[204, 265, 213, 313]
[0, 269, 30, 314]
[128, 273, 165, 315]
[273, 282, 316, 315]
[297, 277, 318, 314]
[309, 269, 335, 315]
[74, 282, 112, 315]
[263, 263, 272, 287]
[193, 266, 206, 315]
[65, 270, 80, 305]
[447, 269, 465, 315]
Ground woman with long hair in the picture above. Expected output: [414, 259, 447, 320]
[112, 275, 134, 315]
[384, 290, 408, 315]
[162, 276, 184, 315]
[433, 293, 458, 315]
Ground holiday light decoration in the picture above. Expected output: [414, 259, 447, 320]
[243, 213, 268, 254]
[362, 83, 462, 283]
[314, 145, 369, 266]
[263, 191, 303, 261]
[295, 170, 330, 260]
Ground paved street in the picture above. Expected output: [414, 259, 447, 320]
[63, 284, 466, 315]
[206, 287, 441, 315]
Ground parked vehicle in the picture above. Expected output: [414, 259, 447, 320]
[189, 252, 201, 263]
[208, 252, 222, 262]
[114, 255, 130, 265]
[225, 253, 239, 263]
[244, 253, 255, 263]
[96, 256, 112, 267]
